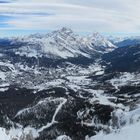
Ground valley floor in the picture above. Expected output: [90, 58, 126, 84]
[0, 63, 140, 140]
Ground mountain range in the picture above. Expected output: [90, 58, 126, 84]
[0, 28, 140, 140]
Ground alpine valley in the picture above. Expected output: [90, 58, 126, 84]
[0, 27, 140, 140]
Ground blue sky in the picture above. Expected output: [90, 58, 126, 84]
[0, 0, 140, 37]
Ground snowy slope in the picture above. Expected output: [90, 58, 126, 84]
[90, 121, 140, 140]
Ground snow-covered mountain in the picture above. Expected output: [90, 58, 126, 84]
[9, 27, 116, 59]
[109, 36, 140, 47]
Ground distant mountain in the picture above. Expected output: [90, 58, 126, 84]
[109, 36, 140, 47]
[1, 28, 115, 59]
[102, 43, 140, 72]
[0, 28, 116, 67]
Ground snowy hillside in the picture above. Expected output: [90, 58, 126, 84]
[90, 121, 140, 140]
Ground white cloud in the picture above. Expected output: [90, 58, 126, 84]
[0, 0, 140, 34]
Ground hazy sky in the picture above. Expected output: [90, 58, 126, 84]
[0, 0, 140, 36]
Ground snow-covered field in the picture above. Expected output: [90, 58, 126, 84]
[0, 127, 37, 140]
[90, 121, 140, 140]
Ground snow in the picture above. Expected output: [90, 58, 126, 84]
[89, 121, 140, 140]
[66, 76, 90, 84]
[15, 49, 38, 58]
[66, 84, 81, 92]
[32, 79, 66, 91]
[0, 83, 9, 87]
[109, 72, 140, 90]
[37, 98, 67, 133]
[0, 71, 6, 80]
[87, 89, 119, 107]
[0, 126, 38, 140]
[89, 106, 140, 140]
[2, 107, 140, 140]
[56, 135, 71, 140]
[13, 27, 116, 59]
[16, 97, 67, 134]
[0, 83, 9, 91]
[52, 98, 67, 123]
[0, 128, 9, 140]
[42, 37, 75, 59]
[0, 87, 8, 91]
[95, 70, 104, 75]
[0, 62, 15, 70]
[13, 97, 68, 139]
